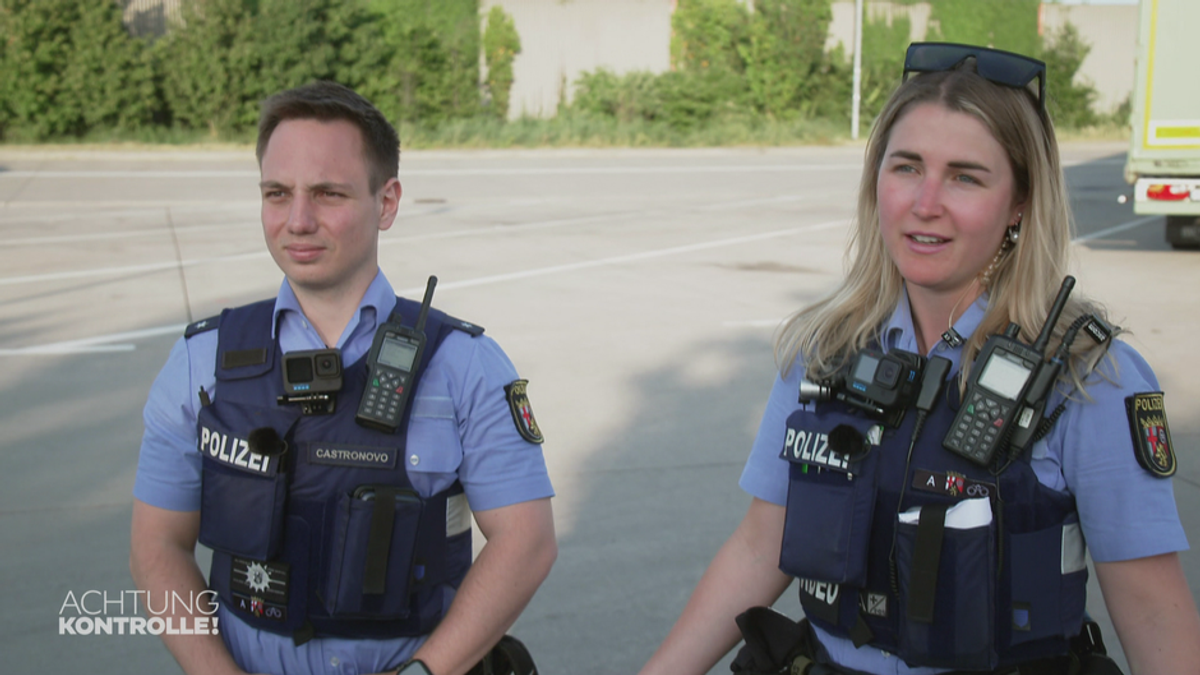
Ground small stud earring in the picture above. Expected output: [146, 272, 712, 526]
[1009, 212, 1024, 241]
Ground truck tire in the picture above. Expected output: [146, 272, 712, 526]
[1166, 216, 1200, 250]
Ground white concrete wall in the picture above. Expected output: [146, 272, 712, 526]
[482, 0, 674, 119]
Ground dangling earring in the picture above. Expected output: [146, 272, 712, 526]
[981, 213, 1021, 287]
[979, 247, 1006, 287]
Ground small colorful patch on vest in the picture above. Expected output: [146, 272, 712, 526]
[505, 379, 544, 444]
[230, 557, 289, 621]
[912, 469, 995, 499]
[1125, 392, 1176, 478]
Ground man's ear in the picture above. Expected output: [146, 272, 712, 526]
[378, 177, 401, 232]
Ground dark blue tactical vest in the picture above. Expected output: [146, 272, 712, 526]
[778, 378, 1087, 670]
[191, 298, 476, 640]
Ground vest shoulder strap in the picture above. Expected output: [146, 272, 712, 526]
[390, 296, 484, 338]
[185, 314, 221, 338]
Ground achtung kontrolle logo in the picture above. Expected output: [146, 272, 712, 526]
[58, 590, 220, 636]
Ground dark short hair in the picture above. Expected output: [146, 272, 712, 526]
[256, 81, 399, 193]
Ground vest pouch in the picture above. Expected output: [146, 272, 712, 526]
[896, 498, 996, 669]
[1007, 521, 1088, 647]
[778, 412, 881, 586]
[196, 404, 296, 561]
[199, 459, 288, 560]
[324, 485, 423, 618]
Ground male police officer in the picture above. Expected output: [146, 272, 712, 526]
[130, 81, 557, 675]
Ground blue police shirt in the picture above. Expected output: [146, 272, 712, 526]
[134, 271, 554, 675]
[739, 289, 1187, 675]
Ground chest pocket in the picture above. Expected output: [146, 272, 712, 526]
[405, 396, 462, 474]
[779, 409, 882, 587]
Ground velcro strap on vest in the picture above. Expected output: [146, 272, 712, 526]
[907, 503, 948, 624]
[363, 487, 399, 595]
[221, 348, 268, 370]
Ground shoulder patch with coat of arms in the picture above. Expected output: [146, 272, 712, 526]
[505, 379, 544, 444]
[1125, 391, 1176, 478]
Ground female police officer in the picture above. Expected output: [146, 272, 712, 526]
[639, 43, 1200, 674]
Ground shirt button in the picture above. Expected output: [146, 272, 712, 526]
[409, 454, 420, 466]
[330, 656, 340, 666]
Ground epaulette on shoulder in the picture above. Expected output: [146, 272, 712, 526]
[185, 314, 220, 338]
[443, 314, 484, 337]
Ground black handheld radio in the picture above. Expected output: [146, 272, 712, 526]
[943, 276, 1075, 467]
[356, 276, 437, 433]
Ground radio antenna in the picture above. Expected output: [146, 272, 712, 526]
[1032, 276, 1074, 355]
[415, 275, 437, 333]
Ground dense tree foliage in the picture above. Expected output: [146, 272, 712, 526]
[0, 0, 1111, 142]
[0, 0, 158, 140]
[0, 0, 503, 140]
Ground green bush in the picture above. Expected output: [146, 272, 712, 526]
[671, 0, 750, 73]
[742, 0, 836, 118]
[370, 0, 482, 125]
[483, 4, 521, 120]
[154, 0, 258, 135]
[926, 0, 1040, 56]
[856, 11, 910, 126]
[158, 0, 392, 136]
[0, 0, 160, 141]
[570, 69, 663, 123]
[658, 68, 751, 130]
[153, 0, 486, 137]
[1040, 22, 1098, 129]
[885, 2, 1099, 130]
[569, 0, 841, 128]
[254, 0, 390, 109]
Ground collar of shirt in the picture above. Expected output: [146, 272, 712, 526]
[881, 284, 989, 375]
[272, 271, 398, 366]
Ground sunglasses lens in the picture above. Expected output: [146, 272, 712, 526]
[975, 54, 1042, 89]
[905, 43, 972, 73]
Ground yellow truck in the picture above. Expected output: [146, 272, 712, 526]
[1124, 0, 1200, 249]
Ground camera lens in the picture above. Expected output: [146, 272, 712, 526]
[876, 360, 901, 387]
[316, 353, 341, 377]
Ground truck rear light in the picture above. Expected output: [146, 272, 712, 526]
[1146, 184, 1192, 201]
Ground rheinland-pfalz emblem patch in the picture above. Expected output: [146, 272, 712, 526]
[1125, 392, 1176, 478]
[505, 379, 544, 444]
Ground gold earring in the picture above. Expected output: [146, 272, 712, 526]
[980, 246, 1007, 287]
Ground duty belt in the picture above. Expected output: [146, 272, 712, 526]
[730, 607, 1123, 675]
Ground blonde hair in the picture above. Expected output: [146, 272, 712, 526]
[776, 64, 1114, 393]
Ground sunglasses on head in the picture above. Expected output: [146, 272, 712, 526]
[903, 42, 1046, 110]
